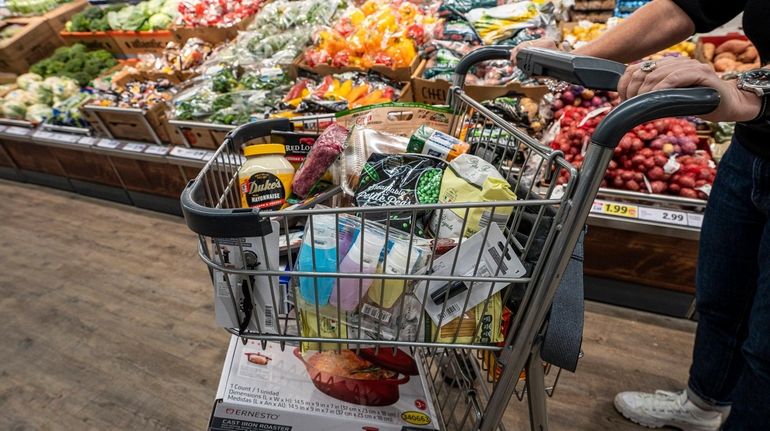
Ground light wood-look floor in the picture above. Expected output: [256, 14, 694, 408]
[0, 181, 697, 430]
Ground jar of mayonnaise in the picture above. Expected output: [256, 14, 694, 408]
[238, 144, 294, 210]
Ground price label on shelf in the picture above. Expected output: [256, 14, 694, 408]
[122, 143, 147, 152]
[592, 200, 638, 219]
[78, 137, 99, 146]
[687, 213, 704, 228]
[51, 133, 81, 144]
[33, 130, 54, 140]
[638, 207, 688, 226]
[144, 145, 169, 155]
[97, 139, 121, 149]
[201, 152, 215, 161]
[169, 147, 208, 160]
[5, 126, 29, 136]
[0, 126, 6, 133]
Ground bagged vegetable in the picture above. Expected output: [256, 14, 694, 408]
[336, 128, 409, 195]
[16, 73, 42, 90]
[354, 153, 447, 236]
[2, 100, 27, 120]
[292, 123, 348, 198]
[429, 154, 517, 238]
[408, 125, 470, 161]
[25, 104, 53, 123]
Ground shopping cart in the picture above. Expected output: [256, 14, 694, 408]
[181, 47, 720, 431]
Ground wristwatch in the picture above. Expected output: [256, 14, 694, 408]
[737, 68, 770, 124]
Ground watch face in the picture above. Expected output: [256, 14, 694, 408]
[742, 69, 770, 88]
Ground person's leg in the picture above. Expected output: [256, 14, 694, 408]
[615, 140, 765, 430]
[687, 142, 765, 409]
[721, 158, 770, 431]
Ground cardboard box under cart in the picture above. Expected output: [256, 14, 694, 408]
[209, 337, 441, 431]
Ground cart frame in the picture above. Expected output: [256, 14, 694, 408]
[181, 47, 720, 431]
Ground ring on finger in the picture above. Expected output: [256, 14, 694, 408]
[640, 61, 657, 73]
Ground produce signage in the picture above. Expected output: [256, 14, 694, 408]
[591, 198, 704, 229]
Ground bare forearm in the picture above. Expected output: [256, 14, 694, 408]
[574, 0, 696, 63]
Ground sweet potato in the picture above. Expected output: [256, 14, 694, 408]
[737, 46, 758, 63]
[715, 39, 751, 55]
[714, 58, 738, 72]
[737, 63, 758, 71]
[714, 52, 737, 62]
[702, 43, 716, 62]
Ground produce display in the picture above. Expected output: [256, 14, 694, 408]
[91, 78, 175, 109]
[465, 2, 542, 45]
[172, 64, 290, 124]
[209, 0, 342, 68]
[6, 0, 71, 15]
[135, 38, 214, 76]
[304, 0, 436, 69]
[700, 39, 760, 73]
[106, 0, 179, 31]
[29, 44, 117, 86]
[65, 5, 123, 32]
[277, 73, 403, 115]
[176, 0, 264, 28]
[547, 85, 715, 198]
[0, 73, 80, 123]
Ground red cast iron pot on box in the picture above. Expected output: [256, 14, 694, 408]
[293, 347, 419, 406]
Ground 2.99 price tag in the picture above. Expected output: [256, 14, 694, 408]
[638, 207, 688, 226]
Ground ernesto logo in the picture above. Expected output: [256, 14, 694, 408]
[224, 408, 280, 420]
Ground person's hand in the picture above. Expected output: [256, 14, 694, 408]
[617, 56, 761, 122]
[510, 38, 559, 67]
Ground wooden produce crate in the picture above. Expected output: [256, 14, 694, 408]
[168, 119, 235, 149]
[410, 60, 549, 105]
[171, 15, 254, 45]
[0, 18, 63, 74]
[81, 102, 172, 144]
[43, 0, 88, 36]
[110, 30, 174, 56]
[59, 31, 124, 55]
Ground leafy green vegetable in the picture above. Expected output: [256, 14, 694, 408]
[7, 0, 71, 15]
[30, 44, 117, 86]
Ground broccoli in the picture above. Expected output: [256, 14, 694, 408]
[29, 45, 117, 87]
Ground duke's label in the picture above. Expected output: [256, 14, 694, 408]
[240, 172, 293, 210]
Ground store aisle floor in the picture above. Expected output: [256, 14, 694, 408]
[0, 181, 697, 430]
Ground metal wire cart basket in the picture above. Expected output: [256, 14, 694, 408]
[181, 47, 720, 431]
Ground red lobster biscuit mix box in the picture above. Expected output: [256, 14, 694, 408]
[209, 337, 440, 431]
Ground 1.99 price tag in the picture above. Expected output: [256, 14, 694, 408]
[592, 200, 638, 218]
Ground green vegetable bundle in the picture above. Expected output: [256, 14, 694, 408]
[106, 0, 179, 31]
[65, 5, 124, 32]
[7, 0, 70, 16]
[29, 44, 117, 87]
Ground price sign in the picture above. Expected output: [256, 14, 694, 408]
[201, 151, 215, 161]
[170, 147, 208, 160]
[592, 200, 638, 218]
[687, 213, 704, 228]
[144, 145, 169, 155]
[0, 126, 6, 132]
[97, 139, 121, 149]
[123, 143, 147, 152]
[638, 207, 688, 226]
[5, 126, 29, 136]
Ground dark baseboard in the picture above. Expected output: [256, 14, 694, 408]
[70, 179, 133, 205]
[585, 275, 695, 318]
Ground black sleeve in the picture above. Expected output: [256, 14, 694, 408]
[670, 0, 747, 33]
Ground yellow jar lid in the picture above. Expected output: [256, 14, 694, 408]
[243, 144, 285, 157]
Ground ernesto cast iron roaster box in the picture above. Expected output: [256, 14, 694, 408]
[209, 337, 440, 431]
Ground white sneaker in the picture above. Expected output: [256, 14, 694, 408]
[614, 390, 722, 431]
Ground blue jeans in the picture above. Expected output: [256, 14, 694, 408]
[687, 138, 770, 430]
